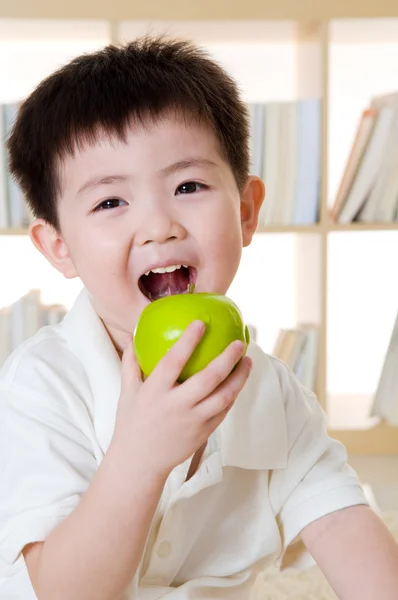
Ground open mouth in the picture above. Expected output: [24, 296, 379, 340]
[139, 265, 198, 301]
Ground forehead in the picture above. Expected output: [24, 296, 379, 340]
[63, 110, 220, 161]
[56, 113, 225, 192]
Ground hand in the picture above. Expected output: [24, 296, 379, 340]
[112, 320, 252, 478]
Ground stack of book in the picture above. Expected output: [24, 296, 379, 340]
[369, 307, 398, 426]
[0, 290, 66, 367]
[332, 92, 398, 224]
[0, 102, 33, 230]
[272, 324, 319, 391]
[249, 99, 321, 226]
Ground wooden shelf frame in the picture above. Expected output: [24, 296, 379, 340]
[3, 222, 398, 236]
[1, 0, 398, 21]
[330, 425, 398, 456]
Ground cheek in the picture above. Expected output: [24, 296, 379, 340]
[204, 224, 242, 288]
[198, 200, 242, 251]
[69, 230, 129, 285]
[206, 213, 243, 253]
[197, 196, 241, 239]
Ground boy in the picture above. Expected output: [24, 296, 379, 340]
[0, 36, 397, 600]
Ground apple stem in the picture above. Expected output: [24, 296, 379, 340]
[188, 282, 196, 294]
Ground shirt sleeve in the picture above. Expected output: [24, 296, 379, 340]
[268, 358, 369, 570]
[0, 372, 97, 574]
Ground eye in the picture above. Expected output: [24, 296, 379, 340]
[94, 198, 127, 211]
[176, 181, 206, 195]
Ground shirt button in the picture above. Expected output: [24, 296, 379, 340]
[157, 540, 172, 558]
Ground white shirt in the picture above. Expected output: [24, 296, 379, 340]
[0, 288, 368, 599]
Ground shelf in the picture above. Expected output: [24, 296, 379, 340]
[330, 424, 398, 456]
[329, 222, 398, 232]
[0, 228, 29, 235]
[2, 0, 398, 21]
[3, 223, 398, 236]
[2, 225, 322, 236]
[257, 223, 398, 234]
[256, 224, 321, 234]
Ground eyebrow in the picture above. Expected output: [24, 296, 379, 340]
[76, 157, 218, 196]
[77, 175, 128, 196]
[160, 157, 218, 176]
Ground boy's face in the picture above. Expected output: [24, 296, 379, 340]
[31, 114, 264, 353]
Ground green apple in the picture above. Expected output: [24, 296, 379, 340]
[134, 291, 250, 382]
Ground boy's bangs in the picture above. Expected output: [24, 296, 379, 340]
[54, 103, 212, 168]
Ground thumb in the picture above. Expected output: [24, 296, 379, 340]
[120, 336, 143, 392]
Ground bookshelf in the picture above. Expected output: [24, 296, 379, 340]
[1, 14, 398, 455]
[1, 0, 398, 20]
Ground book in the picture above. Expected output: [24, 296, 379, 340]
[272, 328, 306, 371]
[23, 289, 43, 339]
[276, 101, 299, 225]
[294, 325, 319, 391]
[11, 290, 42, 349]
[43, 304, 67, 327]
[293, 99, 321, 225]
[10, 297, 26, 350]
[359, 133, 398, 223]
[0, 307, 11, 367]
[251, 99, 321, 226]
[259, 102, 281, 225]
[0, 105, 9, 229]
[0, 291, 67, 366]
[272, 324, 319, 391]
[331, 107, 377, 221]
[338, 104, 396, 223]
[249, 103, 265, 178]
[249, 98, 321, 226]
[3, 103, 25, 229]
[273, 328, 290, 358]
[265, 102, 299, 225]
[358, 94, 398, 222]
[370, 309, 398, 426]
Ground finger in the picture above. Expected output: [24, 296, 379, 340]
[181, 340, 247, 405]
[149, 320, 206, 389]
[121, 336, 143, 392]
[205, 405, 231, 435]
[197, 356, 252, 421]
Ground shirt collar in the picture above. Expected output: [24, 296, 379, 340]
[62, 288, 122, 454]
[62, 288, 288, 470]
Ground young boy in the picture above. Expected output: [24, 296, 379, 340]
[0, 36, 397, 600]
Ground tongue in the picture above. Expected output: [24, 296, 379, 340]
[143, 269, 190, 300]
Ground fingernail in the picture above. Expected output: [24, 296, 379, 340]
[246, 357, 253, 370]
[234, 341, 245, 352]
[192, 320, 205, 332]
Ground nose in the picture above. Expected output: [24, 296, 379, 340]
[134, 209, 188, 246]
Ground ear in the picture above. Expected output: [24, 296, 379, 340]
[29, 218, 78, 279]
[240, 176, 265, 247]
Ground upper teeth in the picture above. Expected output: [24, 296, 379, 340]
[144, 264, 188, 276]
